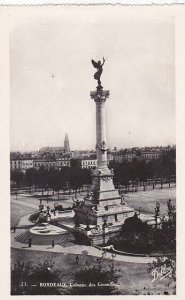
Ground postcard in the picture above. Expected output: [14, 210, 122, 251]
[0, 3, 185, 299]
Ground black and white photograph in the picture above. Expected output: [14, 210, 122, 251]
[2, 4, 179, 296]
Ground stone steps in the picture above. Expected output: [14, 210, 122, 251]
[15, 230, 76, 247]
[15, 231, 32, 244]
[58, 233, 76, 247]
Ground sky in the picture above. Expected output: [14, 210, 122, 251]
[10, 7, 175, 152]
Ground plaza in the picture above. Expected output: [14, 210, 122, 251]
[11, 183, 176, 295]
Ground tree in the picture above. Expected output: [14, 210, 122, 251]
[113, 161, 130, 187]
[11, 170, 24, 188]
[11, 259, 65, 295]
[70, 259, 120, 295]
[47, 169, 63, 199]
[24, 168, 37, 192]
[122, 212, 146, 234]
[81, 168, 91, 186]
[69, 167, 81, 197]
[47, 168, 57, 195]
[37, 167, 49, 195]
[137, 160, 147, 183]
[109, 213, 150, 254]
[109, 201, 176, 256]
[109, 149, 176, 191]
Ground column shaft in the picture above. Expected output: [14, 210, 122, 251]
[96, 100, 107, 168]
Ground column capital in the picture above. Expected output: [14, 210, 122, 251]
[90, 89, 109, 103]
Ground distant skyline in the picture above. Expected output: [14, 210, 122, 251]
[10, 8, 175, 152]
[10, 138, 176, 153]
[10, 144, 176, 154]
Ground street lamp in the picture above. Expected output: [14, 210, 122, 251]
[167, 199, 172, 218]
[86, 211, 90, 231]
[136, 207, 141, 216]
[46, 206, 51, 222]
[102, 216, 108, 247]
[111, 252, 116, 272]
[167, 199, 175, 227]
[39, 199, 44, 211]
[155, 202, 160, 229]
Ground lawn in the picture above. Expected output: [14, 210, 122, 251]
[125, 186, 176, 215]
[11, 187, 176, 295]
[12, 186, 176, 216]
[11, 248, 175, 295]
[11, 203, 36, 226]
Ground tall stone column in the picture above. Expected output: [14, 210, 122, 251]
[74, 60, 134, 233]
[91, 89, 109, 171]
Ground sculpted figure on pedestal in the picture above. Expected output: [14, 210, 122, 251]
[91, 57, 105, 87]
[96, 141, 107, 153]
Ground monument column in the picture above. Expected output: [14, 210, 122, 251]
[74, 58, 134, 233]
[91, 89, 109, 170]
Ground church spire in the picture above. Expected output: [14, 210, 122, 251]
[64, 133, 70, 152]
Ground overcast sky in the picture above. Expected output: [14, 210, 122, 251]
[10, 7, 175, 151]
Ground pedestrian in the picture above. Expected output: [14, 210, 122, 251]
[85, 259, 89, 266]
[102, 251, 106, 259]
[52, 240, 55, 248]
[28, 238, 32, 248]
[76, 255, 79, 264]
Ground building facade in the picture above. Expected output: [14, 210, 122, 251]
[81, 157, 97, 169]
[56, 157, 71, 169]
[11, 159, 34, 173]
[140, 151, 161, 163]
[111, 149, 136, 163]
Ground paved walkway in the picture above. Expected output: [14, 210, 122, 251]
[11, 234, 155, 263]
[11, 197, 74, 214]
[11, 199, 74, 218]
[11, 213, 157, 264]
[11, 199, 39, 209]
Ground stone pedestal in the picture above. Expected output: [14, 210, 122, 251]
[74, 87, 134, 233]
